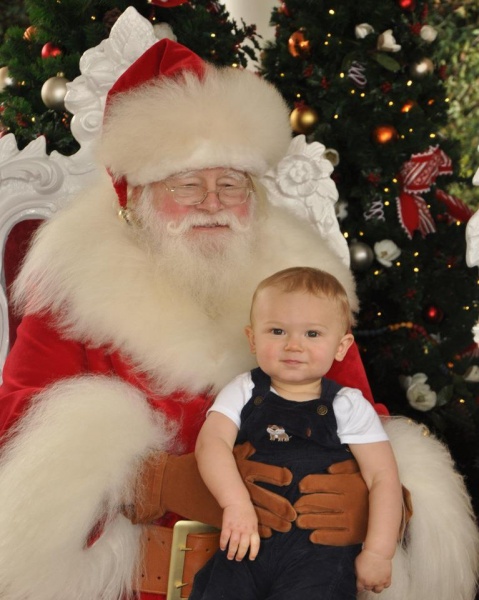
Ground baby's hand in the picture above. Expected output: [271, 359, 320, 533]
[221, 501, 260, 561]
[355, 548, 392, 594]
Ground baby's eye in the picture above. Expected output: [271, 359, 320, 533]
[271, 328, 284, 335]
[306, 330, 320, 338]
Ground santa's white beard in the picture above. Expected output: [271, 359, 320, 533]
[133, 188, 258, 314]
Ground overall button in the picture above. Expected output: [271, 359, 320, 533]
[253, 396, 263, 405]
[317, 405, 328, 416]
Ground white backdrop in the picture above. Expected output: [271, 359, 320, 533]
[222, 0, 276, 47]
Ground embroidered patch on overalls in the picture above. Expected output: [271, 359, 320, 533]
[266, 425, 291, 442]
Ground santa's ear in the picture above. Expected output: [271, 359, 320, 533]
[245, 326, 256, 354]
[128, 185, 143, 206]
[335, 333, 354, 362]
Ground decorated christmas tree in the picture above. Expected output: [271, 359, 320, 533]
[0, 0, 259, 155]
[261, 0, 479, 510]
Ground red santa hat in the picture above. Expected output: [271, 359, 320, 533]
[99, 39, 292, 207]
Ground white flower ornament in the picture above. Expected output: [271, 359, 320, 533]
[420, 25, 437, 43]
[261, 135, 350, 267]
[374, 239, 401, 267]
[405, 373, 437, 412]
[377, 29, 401, 53]
[355, 23, 374, 39]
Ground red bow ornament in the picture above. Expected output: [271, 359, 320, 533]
[396, 145, 453, 238]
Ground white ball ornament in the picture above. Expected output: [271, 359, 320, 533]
[409, 58, 434, 79]
[41, 75, 70, 111]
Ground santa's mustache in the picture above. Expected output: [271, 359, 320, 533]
[165, 212, 251, 236]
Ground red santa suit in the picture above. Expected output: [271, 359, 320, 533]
[0, 39, 477, 600]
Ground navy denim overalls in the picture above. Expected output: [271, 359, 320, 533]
[190, 368, 362, 600]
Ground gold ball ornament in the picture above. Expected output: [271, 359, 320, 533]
[23, 26, 38, 41]
[409, 58, 434, 79]
[41, 75, 69, 111]
[288, 29, 311, 58]
[372, 124, 398, 145]
[290, 105, 319, 135]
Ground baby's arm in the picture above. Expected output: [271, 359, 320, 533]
[195, 411, 260, 561]
[349, 440, 403, 594]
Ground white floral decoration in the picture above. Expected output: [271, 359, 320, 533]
[472, 323, 479, 345]
[355, 23, 374, 39]
[64, 7, 162, 151]
[405, 373, 437, 412]
[473, 163, 479, 187]
[466, 206, 479, 267]
[377, 29, 401, 53]
[274, 136, 335, 198]
[420, 25, 438, 43]
[324, 148, 340, 167]
[261, 135, 350, 267]
[374, 239, 401, 267]
[464, 365, 479, 382]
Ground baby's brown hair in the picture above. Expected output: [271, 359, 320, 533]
[251, 266, 354, 332]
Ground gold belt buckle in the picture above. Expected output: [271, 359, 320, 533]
[166, 520, 218, 600]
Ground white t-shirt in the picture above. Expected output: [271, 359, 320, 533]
[208, 371, 388, 445]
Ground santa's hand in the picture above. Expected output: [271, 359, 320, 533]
[121, 446, 296, 537]
[294, 458, 369, 545]
[121, 451, 224, 527]
[233, 441, 296, 538]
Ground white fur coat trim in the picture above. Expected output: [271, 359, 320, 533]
[361, 417, 479, 600]
[0, 376, 169, 600]
[13, 178, 357, 395]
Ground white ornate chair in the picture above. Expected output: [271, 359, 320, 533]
[0, 6, 348, 379]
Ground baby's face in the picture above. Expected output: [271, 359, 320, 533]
[245, 288, 353, 389]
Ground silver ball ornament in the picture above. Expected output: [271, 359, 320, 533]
[349, 241, 374, 272]
[41, 75, 69, 111]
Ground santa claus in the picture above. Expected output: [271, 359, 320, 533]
[0, 38, 477, 600]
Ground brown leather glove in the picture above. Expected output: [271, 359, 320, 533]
[122, 450, 223, 527]
[294, 458, 369, 546]
[233, 441, 296, 537]
[122, 442, 296, 537]
[294, 460, 414, 546]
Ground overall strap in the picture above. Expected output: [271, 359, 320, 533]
[237, 367, 271, 429]
[250, 367, 272, 399]
[320, 377, 343, 404]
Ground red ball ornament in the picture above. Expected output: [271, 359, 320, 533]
[423, 304, 444, 324]
[288, 29, 311, 58]
[398, 0, 416, 9]
[372, 125, 398, 145]
[41, 42, 62, 59]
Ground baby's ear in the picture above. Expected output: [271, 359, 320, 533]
[335, 333, 354, 362]
[245, 325, 256, 354]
